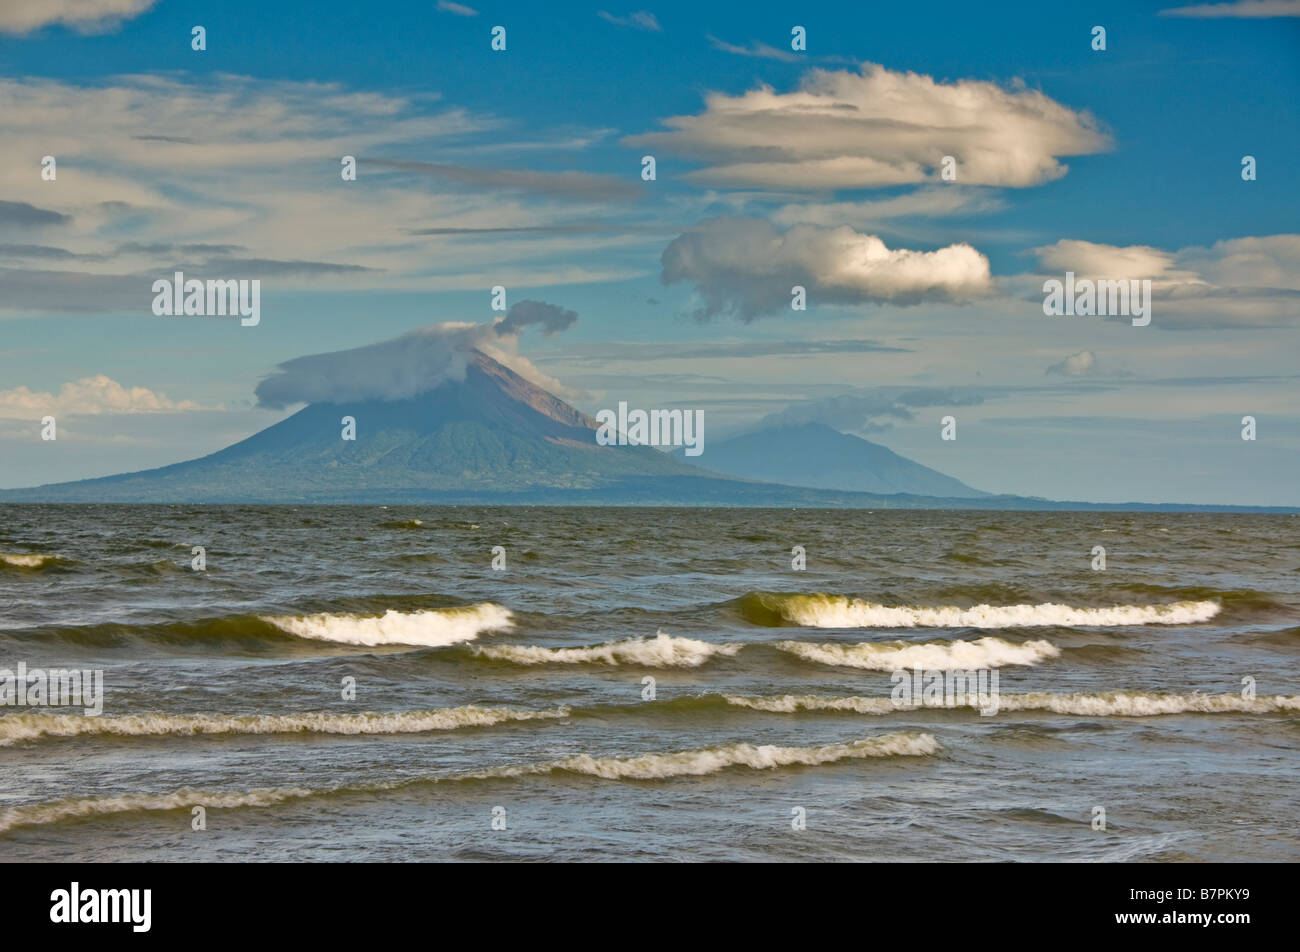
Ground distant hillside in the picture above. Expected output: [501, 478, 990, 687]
[678, 422, 987, 497]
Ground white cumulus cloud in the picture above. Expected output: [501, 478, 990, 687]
[0, 375, 201, 418]
[626, 63, 1110, 189]
[1032, 240, 1183, 282]
[661, 216, 992, 320]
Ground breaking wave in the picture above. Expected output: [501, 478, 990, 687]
[0, 553, 72, 571]
[0, 787, 321, 835]
[0, 705, 569, 746]
[725, 692, 1300, 716]
[470, 632, 1059, 670]
[473, 631, 741, 667]
[478, 731, 938, 780]
[736, 592, 1221, 628]
[774, 636, 1059, 670]
[0, 732, 936, 833]
[261, 603, 513, 647]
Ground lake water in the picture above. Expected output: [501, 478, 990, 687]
[1, 505, 1297, 861]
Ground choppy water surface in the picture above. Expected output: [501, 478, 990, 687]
[1, 505, 1297, 861]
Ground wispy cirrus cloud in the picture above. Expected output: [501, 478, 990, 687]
[436, 0, 479, 15]
[599, 10, 662, 32]
[706, 34, 855, 66]
[1160, 0, 1300, 16]
[0, 74, 659, 313]
[706, 35, 801, 62]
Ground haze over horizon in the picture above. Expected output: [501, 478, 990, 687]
[1, 0, 1298, 505]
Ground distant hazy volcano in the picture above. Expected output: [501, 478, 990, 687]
[678, 422, 987, 498]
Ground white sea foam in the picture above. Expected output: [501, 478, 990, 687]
[774, 636, 1059, 670]
[261, 603, 513, 647]
[0, 553, 62, 568]
[765, 594, 1220, 628]
[727, 694, 903, 715]
[474, 631, 741, 667]
[473, 731, 939, 780]
[0, 705, 569, 746]
[725, 692, 1300, 717]
[995, 692, 1300, 716]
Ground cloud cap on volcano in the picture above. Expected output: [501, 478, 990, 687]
[254, 324, 486, 409]
[252, 306, 582, 409]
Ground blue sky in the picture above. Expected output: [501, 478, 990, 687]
[1, 0, 1298, 503]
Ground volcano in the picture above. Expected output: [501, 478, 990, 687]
[4, 350, 705, 503]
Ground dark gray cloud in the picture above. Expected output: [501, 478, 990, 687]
[0, 267, 146, 313]
[0, 200, 70, 227]
[1, 243, 370, 278]
[116, 242, 246, 257]
[202, 257, 379, 277]
[409, 222, 642, 236]
[0, 244, 105, 261]
[495, 299, 578, 336]
[0, 253, 379, 314]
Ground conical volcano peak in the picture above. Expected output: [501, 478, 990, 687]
[464, 349, 596, 432]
